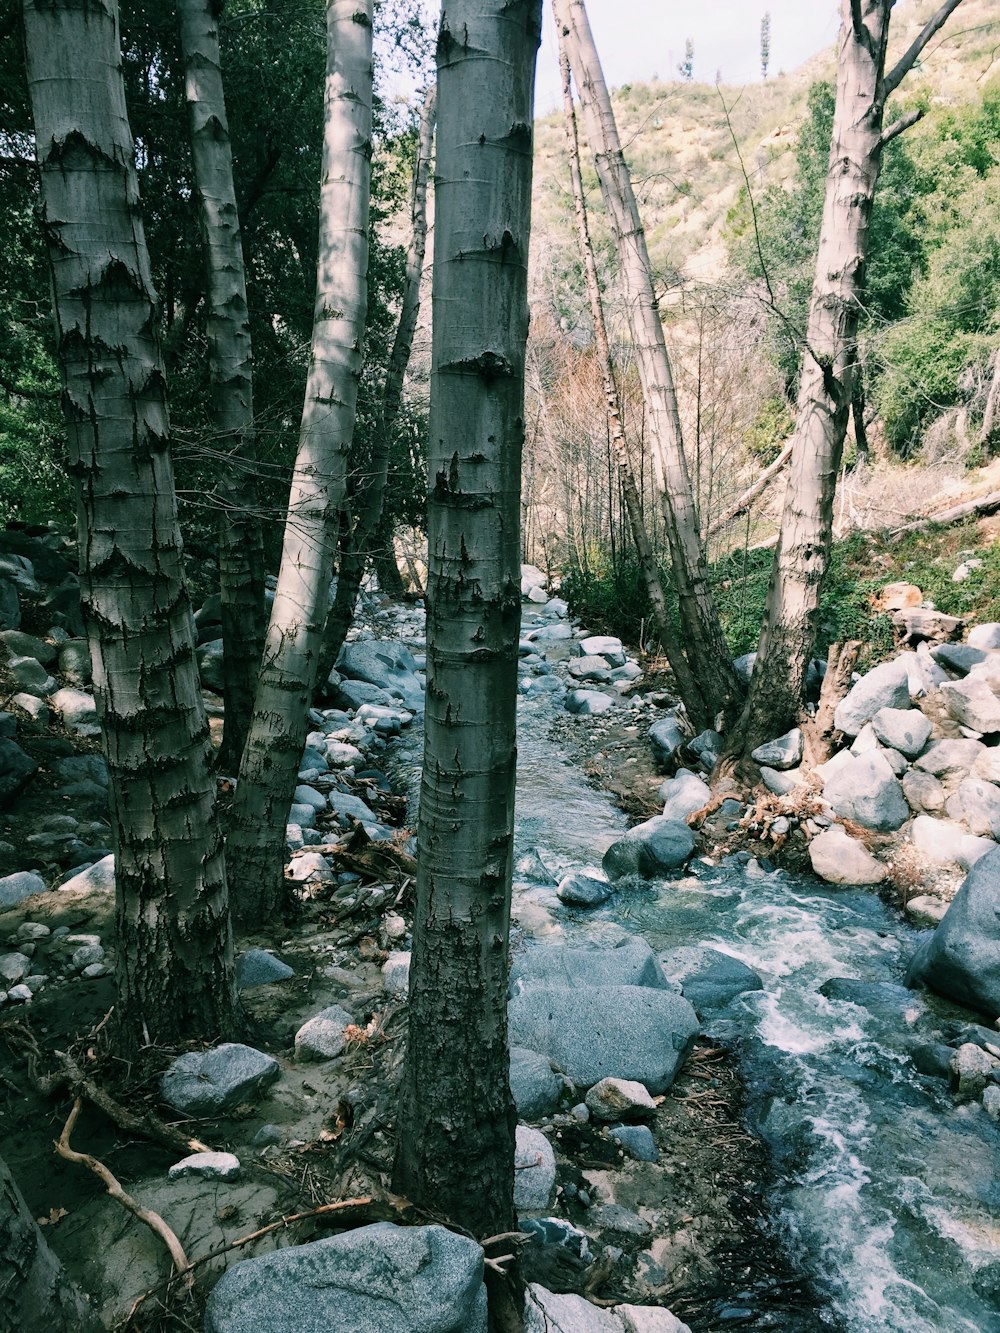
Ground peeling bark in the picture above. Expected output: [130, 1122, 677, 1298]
[226, 0, 372, 927]
[393, 0, 541, 1261]
[23, 0, 240, 1054]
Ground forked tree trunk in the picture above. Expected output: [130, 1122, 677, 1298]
[735, 0, 965, 757]
[177, 0, 266, 774]
[393, 0, 542, 1283]
[0, 1155, 101, 1333]
[225, 0, 372, 927]
[557, 41, 707, 728]
[23, 0, 240, 1054]
[552, 0, 741, 725]
[317, 85, 436, 686]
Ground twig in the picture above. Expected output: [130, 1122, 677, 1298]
[184, 1195, 379, 1271]
[56, 1097, 191, 1278]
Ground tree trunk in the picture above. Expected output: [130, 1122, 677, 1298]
[552, 0, 741, 725]
[372, 510, 408, 596]
[982, 346, 1000, 448]
[556, 40, 708, 728]
[225, 0, 372, 928]
[23, 0, 241, 1055]
[177, 0, 266, 775]
[317, 85, 436, 687]
[0, 1155, 101, 1333]
[734, 0, 966, 758]
[393, 0, 541, 1269]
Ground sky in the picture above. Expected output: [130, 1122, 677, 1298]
[533, 1, 843, 113]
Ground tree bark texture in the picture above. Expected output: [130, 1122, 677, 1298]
[23, 0, 240, 1055]
[552, 0, 741, 726]
[317, 85, 436, 686]
[0, 1155, 101, 1333]
[393, 0, 541, 1245]
[736, 0, 965, 756]
[177, 0, 266, 774]
[982, 346, 1000, 448]
[226, 0, 372, 927]
[556, 42, 708, 728]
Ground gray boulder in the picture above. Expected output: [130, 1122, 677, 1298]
[508, 984, 698, 1093]
[657, 945, 763, 1016]
[915, 738, 986, 779]
[578, 636, 626, 668]
[510, 937, 669, 994]
[294, 1004, 354, 1061]
[556, 870, 613, 907]
[903, 769, 947, 817]
[510, 1046, 563, 1119]
[0, 629, 56, 665]
[941, 678, 1000, 734]
[565, 688, 614, 715]
[236, 949, 295, 990]
[333, 679, 396, 711]
[0, 737, 37, 806]
[0, 870, 46, 909]
[870, 706, 932, 759]
[161, 1043, 280, 1115]
[658, 769, 710, 823]
[808, 826, 886, 885]
[204, 1223, 487, 1333]
[7, 654, 55, 697]
[907, 846, 1000, 1017]
[821, 752, 908, 832]
[336, 640, 424, 713]
[932, 643, 990, 676]
[602, 817, 695, 880]
[760, 766, 801, 796]
[567, 655, 613, 683]
[834, 657, 910, 737]
[48, 686, 97, 731]
[58, 854, 115, 896]
[514, 1126, 556, 1212]
[750, 727, 803, 771]
[195, 639, 225, 693]
[648, 716, 685, 767]
[608, 1124, 658, 1162]
[956, 777, 1000, 838]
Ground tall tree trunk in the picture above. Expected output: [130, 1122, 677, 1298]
[317, 85, 436, 687]
[982, 345, 1000, 448]
[177, 0, 266, 774]
[393, 0, 541, 1283]
[0, 1155, 101, 1333]
[552, 0, 741, 725]
[734, 0, 966, 758]
[225, 0, 372, 928]
[556, 40, 707, 728]
[23, 0, 240, 1055]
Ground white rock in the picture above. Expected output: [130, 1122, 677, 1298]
[514, 1126, 556, 1212]
[382, 950, 410, 994]
[808, 827, 886, 886]
[286, 852, 333, 883]
[294, 1004, 354, 1061]
[168, 1151, 241, 1181]
[911, 816, 995, 870]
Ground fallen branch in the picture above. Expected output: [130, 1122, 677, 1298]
[56, 1097, 190, 1278]
[706, 441, 793, 537]
[890, 489, 1000, 535]
[184, 1194, 384, 1271]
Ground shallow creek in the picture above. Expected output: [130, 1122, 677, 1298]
[392, 658, 1000, 1332]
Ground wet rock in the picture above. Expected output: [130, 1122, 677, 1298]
[808, 826, 886, 885]
[0, 870, 46, 909]
[584, 1077, 656, 1121]
[870, 706, 932, 759]
[161, 1044, 280, 1115]
[648, 716, 685, 767]
[204, 1222, 487, 1333]
[750, 728, 803, 771]
[0, 737, 37, 805]
[602, 817, 695, 880]
[557, 870, 613, 907]
[515, 1125, 556, 1211]
[294, 1004, 354, 1061]
[236, 949, 295, 989]
[941, 678, 1000, 734]
[565, 688, 615, 716]
[822, 752, 908, 832]
[510, 1047, 563, 1119]
[910, 816, 994, 870]
[657, 945, 764, 1015]
[907, 847, 1000, 1017]
[834, 657, 910, 737]
[510, 938, 669, 993]
[915, 738, 986, 779]
[909, 1042, 955, 1079]
[949, 1042, 999, 1099]
[508, 984, 698, 1093]
[820, 978, 924, 1021]
[608, 1124, 658, 1162]
[168, 1151, 241, 1181]
[658, 769, 711, 822]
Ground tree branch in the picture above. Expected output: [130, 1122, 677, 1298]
[878, 107, 924, 149]
[850, 0, 865, 41]
[706, 440, 793, 536]
[883, 0, 967, 97]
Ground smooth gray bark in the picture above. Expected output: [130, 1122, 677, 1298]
[23, 0, 240, 1054]
[393, 0, 542, 1262]
[177, 0, 266, 774]
[226, 0, 372, 927]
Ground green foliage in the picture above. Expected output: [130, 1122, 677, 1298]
[745, 394, 794, 463]
[562, 554, 668, 648]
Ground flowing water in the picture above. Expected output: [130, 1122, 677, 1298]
[390, 650, 1000, 1332]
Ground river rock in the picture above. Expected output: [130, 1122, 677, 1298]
[608, 1124, 658, 1162]
[870, 706, 932, 759]
[329, 791, 377, 825]
[657, 945, 764, 1014]
[515, 1125, 556, 1211]
[336, 640, 425, 713]
[916, 738, 986, 779]
[750, 728, 803, 771]
[602, 817, 695, 880]
[941, 678, 1000, 734]
[911, 815, 994, 869]
[565, 688, 615, 715]
[525, 1286, 620, 1333]
[0, 870, 46, 908]
[902, 769, 946, 814]
[819, 978, 924, 1022]
[521, 564, 547, 594]
[567, 655, 613, 683]
[557, 870, 613, 907]
[0, 952, 31, 985]
[204, 1222, 487, 1333]
[294, 1004, 354, 1061]
[658, 769, 710, 822]
[0, 628, 56, 665]
[510, 937, 669, 993]
[968, 624, 1000, 650]
[955, 777, 1000, 837]
[6, 655, 55, 697]
[584, 1077, 656, 1121]
[0, 737, 37, 805]
[932, 643, 990, 676]
[510, 1047, 563, 1119]
[48, 686, 97, 732]
[907, 846, 1000, 1016]
[236, 949, 295, 989]
[950, 1042, 999, 1099]
[905, 894, 949, 925]
[808, 826, 886, 885]
[834, 657, 910, 737]
[508, 984, 698, 1094]
[578, 636, 626, 668]
[822, 752, 908, 832]
[58, 854, 115, 896]
[168, 1151, 241, 1181]
[382, 950, 411, 994]
[648, 717, 685, 767]
[760, 765, 802, 796]
[161, 1044, 280, 1115]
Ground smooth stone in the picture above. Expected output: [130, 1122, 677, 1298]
[565, 688, 615, 716]
[822, 751, 908, 832]
[750, 727, 803, 771]
[834, 656, 910, 737]
[567, 655, 613, 683]
[808, 826, 886, 885]
[168, 1151, 241, 1181]
[292, 784, 326, 812]
[602, 817, 695, 880]
[161, 1044, 280, 1115]
[648, 716, 685, 767]
[870, 706, 932, 759]
[58, 854, 115, 896]
[0, 870, 46, 909]
[657, 945, 764, 1015]
[911, 816, 994, 870]
[328, 791, 377, 824]
[204, 1223, 487, 1333]
[0, 952, 31, 985]
[236, 949, 295, 989]
[905, 894, 949, 925]
[294, 1004, 354, 1061]
[578, 636, 626, 668]
[514, 1125, 556, 1212]
[584, 1077, 656, 1121]
[510, 1047, 563, 1120]
[336, 640, 425, 712]
[0, 629, 55, 665]
[608, 1124, 658, 1163]
[760, 765, 802, 796]
[916, 738, 986, 778]
[557, 870, 613, 907]
[902, 769, 946, 814]
[510, 937, 669, 995]
[6, 655, 55, 696]
[658, 769, 711, 823]
[286, 852, 333, 883]
[907, 846, 1000, 1017]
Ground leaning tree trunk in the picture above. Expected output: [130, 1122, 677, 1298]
[735, 0, 966, 758]
[317, 85, 436, 686]
[393, 0, 542, 1300]
[177, 0, 266, 774]
[0, 1155, 101, 1333]
[23, 0, 240, 1055]
[225, 0, 372, 928]
[557, 40, 708, 728]
[553, 0, 741, 726]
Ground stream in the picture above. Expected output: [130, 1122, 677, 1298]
[387, 615, 1000, 1333]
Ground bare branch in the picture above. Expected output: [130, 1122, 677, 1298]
[850, 0, 865, 41]
[706, 440, 793, 536]
[883, 0, 967, 97]
[716, 85, 775, 310]
[878, 107, 924, 150]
